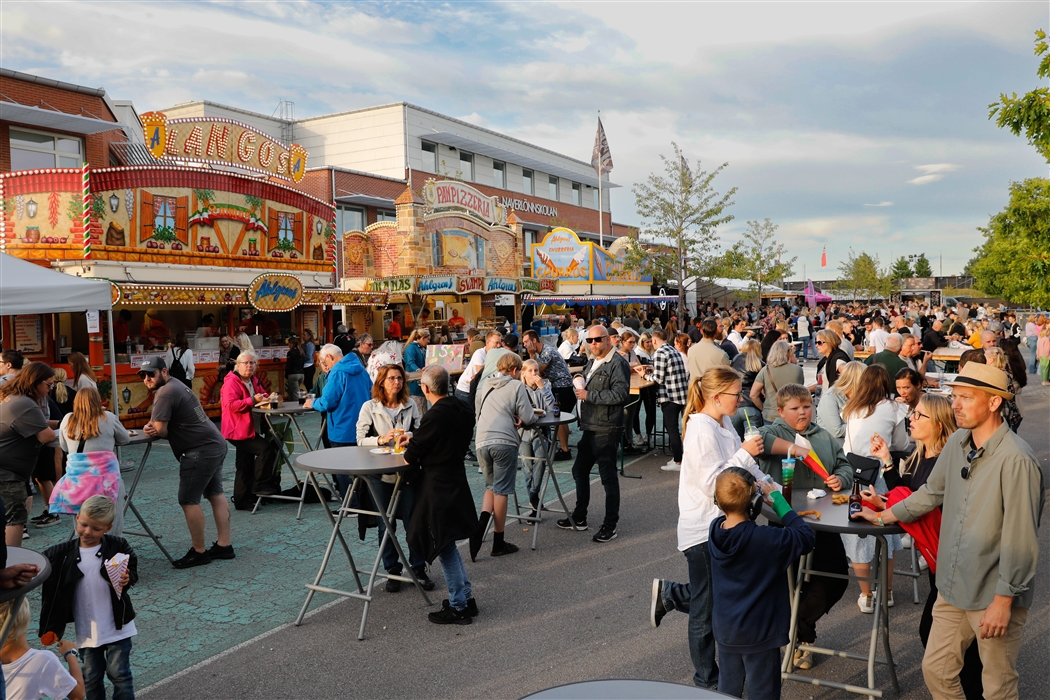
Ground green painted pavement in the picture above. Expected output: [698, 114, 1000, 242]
[22, 411, 593, 689]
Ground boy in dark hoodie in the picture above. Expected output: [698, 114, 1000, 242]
[708, 468, 814, 700]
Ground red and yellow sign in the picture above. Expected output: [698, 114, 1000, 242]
[140, 113, 308, 182]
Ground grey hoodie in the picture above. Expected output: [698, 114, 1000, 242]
[475, 372, 538, 449]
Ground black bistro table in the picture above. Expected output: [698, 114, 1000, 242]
[506, 411, 581, 550]
[120, 431, 175, 563]
[251, 402, 328, 519]
[0, 548, 51, 647]
[293, 446, 431, 640]
[765, 491, 904, 698]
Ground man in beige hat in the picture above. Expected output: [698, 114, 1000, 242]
[860, 363, 1043, 699]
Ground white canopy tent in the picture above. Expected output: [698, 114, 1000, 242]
[676, 277, 790, 315]
[1, 253, 118, 409]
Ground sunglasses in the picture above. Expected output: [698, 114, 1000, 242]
[138, 371, 158, 379]
[961, 447, 979, 480]
[814, 341, 826, 346]
[585, 337, 605, 344]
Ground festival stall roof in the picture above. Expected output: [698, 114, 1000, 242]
[688, 277, 790, 299]
[0, 253, 113, 315]
[522, 295, 676, 306]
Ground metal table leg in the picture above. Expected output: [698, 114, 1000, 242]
[120, 441, 175, 564]
[252, 413, 316, 519]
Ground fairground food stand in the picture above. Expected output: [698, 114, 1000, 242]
[0, 113, 385, 425]
[341, 179, 557, 337]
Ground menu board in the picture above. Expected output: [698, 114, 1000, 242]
[258, 348, 274, 360]
[129, 353, 166, 369]
[14, 315, 43, 354]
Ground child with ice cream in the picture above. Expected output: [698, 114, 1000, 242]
[38, 496, 138, 700]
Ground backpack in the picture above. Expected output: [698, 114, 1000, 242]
[169, 348, 191, 388]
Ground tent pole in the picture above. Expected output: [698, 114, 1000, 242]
[105, 309, 119, 413]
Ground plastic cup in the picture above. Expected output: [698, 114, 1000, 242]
[781, 458, 795, 503]
[744, 427, 761, 442]
[391, 428, 405, 454]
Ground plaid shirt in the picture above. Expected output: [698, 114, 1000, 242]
[652, 343, 688, 406]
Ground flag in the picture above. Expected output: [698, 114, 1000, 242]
[794, 434, 831, 481]
[821, 245, 827, 268]
[591, 117, 614, 175]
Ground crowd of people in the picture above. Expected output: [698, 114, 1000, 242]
[0, 295, 1044, 698]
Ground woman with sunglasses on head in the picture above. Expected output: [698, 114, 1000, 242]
[841, 364, 908, 613]
[813, 329, 850, 390]
[0, 362, 57, 545]
[869, 394, 984, 699]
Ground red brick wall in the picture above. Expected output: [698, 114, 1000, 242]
[1, 74, 123, 173]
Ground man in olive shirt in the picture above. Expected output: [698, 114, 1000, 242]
[686, 319, 729, 383]
[863, 363, 1043, 699]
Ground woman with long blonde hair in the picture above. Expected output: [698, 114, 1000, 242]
[652, 366, 765, 688]
[57, 386, 129, 535]
[67, 352, 97, 390]
[730, 339, 764, 439]
[816, 360, 866, 441]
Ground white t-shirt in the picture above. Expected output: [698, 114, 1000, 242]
[868, 328, 890, 353]
[456, 348, 487, 393]
[797, 316, 810, 338]
[74, 544, 136, 648]
[677, 413, 764, 551]
[1, 648, 77, 700]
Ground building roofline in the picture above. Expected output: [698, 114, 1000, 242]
[306, 164, 406, 184]
[1, 68, 122, 125]
[158, 99, 294, 124]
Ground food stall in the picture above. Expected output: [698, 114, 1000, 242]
[340, 179, 557, 337]
[0, 113, 388, 425]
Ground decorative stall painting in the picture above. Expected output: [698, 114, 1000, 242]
[432, 229, 484, 269]
[425, 344, 465, 372]
[0, 167, 335, 270]
[530, 227, 650, 284]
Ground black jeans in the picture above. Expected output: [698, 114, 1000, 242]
[921, 569, 984, 700]
[661, 401, 684, 463]
[571, 429, 622, 528]
[718, 646, 779, 700]
[229, 436, 278, 509]
[796, 530, 849, 644]
[640, 385, 657, 436]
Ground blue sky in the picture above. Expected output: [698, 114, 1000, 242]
[3, 0, 1047, 278]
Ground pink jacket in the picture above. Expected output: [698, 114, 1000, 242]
[221, 372, 264, 441]
[1038, 336, 1050, 359]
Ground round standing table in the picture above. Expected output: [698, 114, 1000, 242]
[521, 679, 733, 699]
[764, 491, 904, 698]
[293, 446, 431, 640]
[505, 412, 580, 550]
[0, 548, 51, 647]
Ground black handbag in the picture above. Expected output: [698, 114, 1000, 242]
[846, 453, 882, 486]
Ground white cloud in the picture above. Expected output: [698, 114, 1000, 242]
[865, 201, 894, 207]
[907, 163, 960, 185]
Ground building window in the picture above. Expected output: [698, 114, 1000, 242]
[522, 169, 533, 195]
[572, 182, 581, 206]
[10, 128, 83, 170]
[593, 188, 600, 210]
[337, 206, 365, 232]
[548, 176, 559, 201]
[421, 141, 437, 173]
[459, 151, 474, 181]
[377, 210, 396, 222]
[277, 212, 295, 245]
[493, 160, 505, 189]
[153, 196, 177, 235]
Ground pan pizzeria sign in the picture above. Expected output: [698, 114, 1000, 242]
[423, 180, 507, 226]
[249, 273, 304, 311]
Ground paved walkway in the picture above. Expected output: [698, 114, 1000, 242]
[21, 374, 1049, 699]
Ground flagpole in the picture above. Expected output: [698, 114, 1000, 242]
[598, 110, 604, 248]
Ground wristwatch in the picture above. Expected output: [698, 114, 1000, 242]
[63, 649, 79, 662]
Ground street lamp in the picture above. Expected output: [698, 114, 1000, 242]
[26, 198, 38, 219]
[109, 193, 120, 213]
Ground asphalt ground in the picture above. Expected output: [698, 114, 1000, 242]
[136, 374, 1048, 700]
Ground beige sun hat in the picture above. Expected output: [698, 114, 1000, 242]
[945, 363, 1014, 400]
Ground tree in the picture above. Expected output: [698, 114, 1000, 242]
[715, 218, 796, 302]
[623, 143, 737, 316]
[889, 256, 913, 283]
[913, 253, 933, 277]
[834, 250, 893, 301]
[989, 30, 1050, 163]
[968, 178, 1050, 308]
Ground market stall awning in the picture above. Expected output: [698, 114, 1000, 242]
[522, 295, 676, 306]
[0, 254, 113, 315]
[335, 194, 396, 208]
[423, 132, 619, 190]
[0, 101, 126, 136]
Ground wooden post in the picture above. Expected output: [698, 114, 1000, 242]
[325, 305, 334, 343]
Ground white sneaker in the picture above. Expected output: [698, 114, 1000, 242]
[918, 554, 929, 571]
[886, 590, 895, 608]
[661, 461, 681, 472]
[858, 593, 874, 614]
[633, 434, 648, 446]
[901, 534, 913, 548]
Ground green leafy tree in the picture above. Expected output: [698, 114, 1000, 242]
[834, 250, 893, 301]
[889, 256, 913, 283]
[989, 30, 1050, 162]
[913, 253, 933, 277]
[969, 178, 1050, 307]
[715, 218, 796, 302]
[622, 143, 737, 315]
